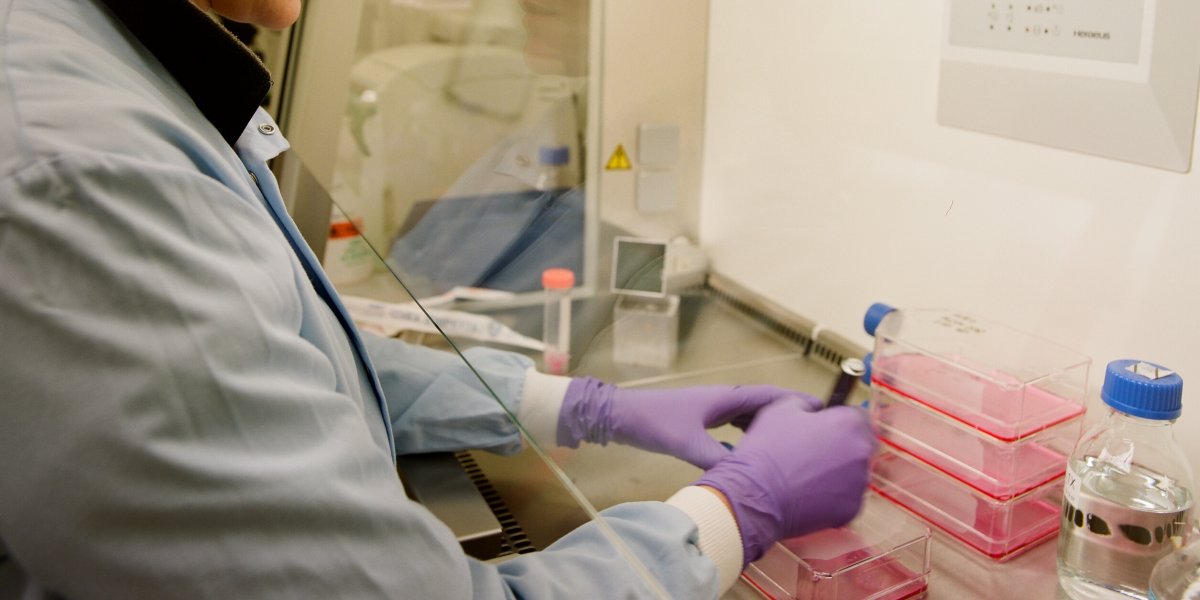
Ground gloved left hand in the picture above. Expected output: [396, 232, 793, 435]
[557, 377, 823, 469]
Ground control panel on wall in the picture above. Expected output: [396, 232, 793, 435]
[938, 0, 1200, 172]
[951, 1, 1143, 63]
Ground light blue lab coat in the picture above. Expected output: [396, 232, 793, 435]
[0, 0, 719, 597]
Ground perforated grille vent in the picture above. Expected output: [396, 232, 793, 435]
[455, 451, 538, 556]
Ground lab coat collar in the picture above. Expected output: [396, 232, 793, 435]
[236, 109, 290, 164]
[96, 0, 272, 146]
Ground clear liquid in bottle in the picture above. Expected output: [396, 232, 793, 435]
[1059, 457, 1192, 599]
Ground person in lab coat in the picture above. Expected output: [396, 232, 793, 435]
[0, 0, 875, 598]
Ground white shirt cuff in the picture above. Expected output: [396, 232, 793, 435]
[665, 486, 744, 594]
[516, 368, 571, 446]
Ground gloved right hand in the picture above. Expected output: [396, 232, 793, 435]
[694, 398, 876, 564]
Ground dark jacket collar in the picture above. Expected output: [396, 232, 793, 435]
[97, 0, 273, 145]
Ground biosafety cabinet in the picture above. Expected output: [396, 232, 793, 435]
[264, 1, 1200, 598]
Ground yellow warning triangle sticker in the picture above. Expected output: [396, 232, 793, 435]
[605, 144, 632, 170]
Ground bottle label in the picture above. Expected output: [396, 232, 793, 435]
[1065, 463, 1081, 506]
[933, 313, 987, 335]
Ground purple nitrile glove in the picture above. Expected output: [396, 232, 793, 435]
[557, 377, 823, 469]
[694, 398, 876, 564]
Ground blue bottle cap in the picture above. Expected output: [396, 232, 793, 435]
[538, 145, 570, 166]
[861, 352, 874, 385]
[863, 302, 896, 337]
[1102, 359, 1183, 420]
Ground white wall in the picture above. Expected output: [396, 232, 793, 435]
[700, 0, 1200, 465]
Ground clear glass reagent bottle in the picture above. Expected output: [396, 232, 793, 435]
[535, 145, 570, 192]
[1149, 538, 1200, 599]
[1058, 359, 1195, 600]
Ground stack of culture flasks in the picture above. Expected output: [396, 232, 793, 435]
[862, 303, 1091, 561]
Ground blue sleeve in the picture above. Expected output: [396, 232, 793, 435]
[361, 332, 534, 456]
[467, 502, 721, 600]
[0, 151, 464, 599]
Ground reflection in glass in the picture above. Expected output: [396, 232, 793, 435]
[324, 194, 673, 599]
[296, 4, 681, 595]
[611, 237, 668, 297]
[329, 0, 590, 298]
